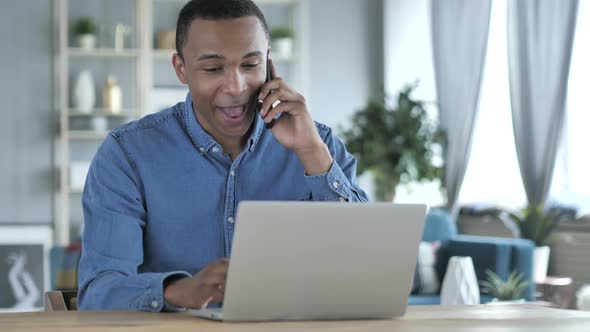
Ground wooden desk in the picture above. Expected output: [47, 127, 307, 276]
[1, 304, 590, 332]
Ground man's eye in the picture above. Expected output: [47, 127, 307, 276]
[242, 63, 260, 69]
[204, 67, 222, 73]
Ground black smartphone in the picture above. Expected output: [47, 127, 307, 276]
[263, 58, 279, 129]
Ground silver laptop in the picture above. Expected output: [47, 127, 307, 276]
[186, 201, 426, 322]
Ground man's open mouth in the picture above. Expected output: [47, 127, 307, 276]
[217, 104, 247, 119]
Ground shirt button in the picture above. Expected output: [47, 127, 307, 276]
[199, 147, 205, 153]
[227, 217, 235, 224]
[332, 181, 340, 189]
[212, 146, 219, 153]
[230, 170, 235, 177]
[151, 300, 159, 309]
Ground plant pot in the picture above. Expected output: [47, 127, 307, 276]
[533, 245, 551, 283]
[271, 38, 293, 58]
[77, 34, 96, 50]
[488, 298, 526, 305]
[577, 285, 590, 311]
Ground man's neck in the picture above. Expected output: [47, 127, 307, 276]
[217, 136, 245, 161]
[193, 108, 252, 161]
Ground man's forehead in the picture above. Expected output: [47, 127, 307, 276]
[186, 16, 267, 53]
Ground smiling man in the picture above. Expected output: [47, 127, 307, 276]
[78, 0, 368, 312]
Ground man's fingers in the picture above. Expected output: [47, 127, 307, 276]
[264, 102, 298, 124]
[199, 295, 214, 309]
[260, 89, 282, 117]
[211, 286, 225, 303]
[258, 80, 282, 102]
[198, 284, 225, 308]
[261, 89, 303, 117]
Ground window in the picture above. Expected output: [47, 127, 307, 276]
[458, 0, 526, 209]
[550, 0, 590, 215]
[391, 0, 589, 213]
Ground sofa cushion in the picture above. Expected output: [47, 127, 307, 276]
[422, 208, 457, 242]
[412, 241, 441, 294]
[408, 294, 441, 305]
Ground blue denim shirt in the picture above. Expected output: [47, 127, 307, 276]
[78, 93, 368, 311]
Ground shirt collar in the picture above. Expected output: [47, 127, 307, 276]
[182, 92, 265, 154]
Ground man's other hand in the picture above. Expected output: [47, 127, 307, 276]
[163, 258, 229, 309]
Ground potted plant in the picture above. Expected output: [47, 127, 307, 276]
[339, 83, 446, 201]
[480, 270, 530, 302]
[481, 205, 572, 282]
[270, 26, 294, 58]
[72, 17, 97, 50]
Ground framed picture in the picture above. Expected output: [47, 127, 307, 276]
[0, 225, 52, 312]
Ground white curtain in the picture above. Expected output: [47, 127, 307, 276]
[431, 0, 492, 213]
[507, 0, 579, 206]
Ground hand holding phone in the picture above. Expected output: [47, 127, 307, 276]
[256, 57, 333, 175]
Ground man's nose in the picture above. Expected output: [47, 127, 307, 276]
[222, 69, 247, 96]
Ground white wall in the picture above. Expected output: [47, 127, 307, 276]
[0, 1, 54, 223]
[308, 0, 384, 130]
[382, 0, 444, 204]
[384, 0, 435, 103]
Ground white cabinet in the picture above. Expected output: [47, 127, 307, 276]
[53, 0, 309, 245]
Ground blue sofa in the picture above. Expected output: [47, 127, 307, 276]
[409, 209, 535, 305]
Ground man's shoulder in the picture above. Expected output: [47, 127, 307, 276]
[109, 102, 185, 141]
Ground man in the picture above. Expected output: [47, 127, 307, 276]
[78, 0, 368, 312]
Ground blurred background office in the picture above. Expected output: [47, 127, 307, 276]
[0, 0, 589, 312]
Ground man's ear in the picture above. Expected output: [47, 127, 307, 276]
[172, 53, 188, 84]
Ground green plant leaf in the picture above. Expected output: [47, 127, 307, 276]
[72, 17, 97, 35]
[270, 26, 294, 39]
[481, 269, 529, 301]
[338, 83, 446, 201]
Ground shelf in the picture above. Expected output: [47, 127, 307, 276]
[53, 0, 309, 246]
[67, 109, 136, 117]
[151, 49, 297, 63]
[152, 49, 176, 60]
[68, 188, 83, 195]
[67, 48, 141, 58]
[66, 130, 109, 140]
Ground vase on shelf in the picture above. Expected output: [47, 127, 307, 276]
[72, 70, 95, 113]
[102, 75, 122, 114]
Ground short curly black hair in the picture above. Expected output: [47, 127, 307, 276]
[176, 0, 270, 60]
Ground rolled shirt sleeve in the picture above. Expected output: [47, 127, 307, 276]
[304, 124, 369, 202]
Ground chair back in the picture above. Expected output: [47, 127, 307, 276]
[44, 290, 78, 311]
[422, 208, 457, 242]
